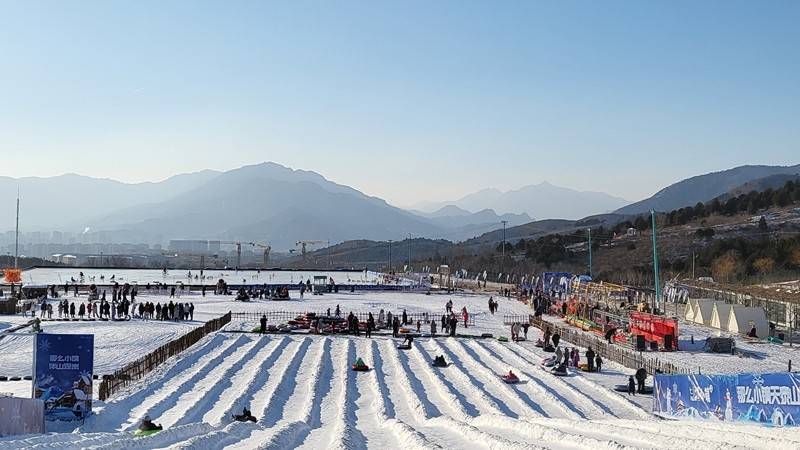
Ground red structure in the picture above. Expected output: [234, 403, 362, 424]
[628, 312, 678, 350]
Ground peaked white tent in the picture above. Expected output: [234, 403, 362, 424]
[727, 305, 769, 338]
[710, 303, 732, 331]
[692, 299, 716, 326]
[684, 301, 697, 322]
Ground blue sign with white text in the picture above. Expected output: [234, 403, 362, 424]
[654, 372, 800, 427]
[32, 333, 94, 420]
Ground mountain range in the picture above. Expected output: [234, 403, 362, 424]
[1, 163, 535, 250]
[412, 182, 629, 220]
[3, 161, 799, 251]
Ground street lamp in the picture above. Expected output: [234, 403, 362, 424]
[501, 220, 508, 278]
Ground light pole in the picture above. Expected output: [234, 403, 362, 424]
[407, 233, 412, 272]
[501, 220, 508, 278]
[651, 210, 661, 312]
[388, 240, 393, 273]
[587, 228, 592, 278]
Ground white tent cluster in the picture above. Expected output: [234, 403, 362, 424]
[685, 298, 769, 338]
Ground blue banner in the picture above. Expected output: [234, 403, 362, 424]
[32, 333, 94, 420]
[654, 372, 800, 427]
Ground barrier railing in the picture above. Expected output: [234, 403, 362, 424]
[530, 316, 689, 375]
[98, 312, 231, 401]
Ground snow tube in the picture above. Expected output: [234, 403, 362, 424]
[534, 340, 544, 348]
[134, 427, 162, 437]
[233, 414, 257, 422]
[351, 364, 370, 372]
[433, 356, 448, 368]
[551, 369, 569, 376]
[540, 357, 556, 367]
[497, 336, 509, 342]
[397, 345, 412, 350]
[502, 374, 520, 384]
[543, 345, 555, 353]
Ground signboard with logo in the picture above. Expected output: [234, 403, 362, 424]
[32, 333, 94, 420]
[654, 372, 800, 427]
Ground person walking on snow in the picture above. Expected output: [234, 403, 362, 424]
[260, 315, 267, 334]
[462, 307, 469, 328]
[366, 313, 374, 338]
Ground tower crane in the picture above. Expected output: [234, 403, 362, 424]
[219, 241, 271, 269]
[295, 240, 326, 256]
[248, 242, 272, 268]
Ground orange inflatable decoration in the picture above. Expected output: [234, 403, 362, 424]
[3, 268, 22, 283]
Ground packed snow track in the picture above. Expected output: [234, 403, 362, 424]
[4, 333, 799, 449]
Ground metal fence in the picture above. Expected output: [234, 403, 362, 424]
[530, 316, 689, 375]
[98, 312, 231, 401]
[230, 310, 475, 326]
[502, 314, 533, 326]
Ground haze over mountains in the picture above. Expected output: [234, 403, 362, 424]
[2, 162, 799, 251]
[413, 182, 630, 220]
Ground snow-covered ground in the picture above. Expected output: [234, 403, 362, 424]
[1, 291, 797, 448]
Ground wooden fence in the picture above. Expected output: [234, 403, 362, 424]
[530, 316, 690, 375]
[98, 312, 231, 401]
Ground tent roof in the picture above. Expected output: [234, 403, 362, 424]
[710, 303, 732, 330]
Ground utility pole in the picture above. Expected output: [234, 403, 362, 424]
[14, 189, 19, 269]
[587, 228, 592, 278]
[388, 240, 393, 273]
[327, 240, 331, 268]
[651, 210, 661, 312]
[501, 220, 508, 278]
[407, 233, 412, 272]
[691, 251, 696, 280]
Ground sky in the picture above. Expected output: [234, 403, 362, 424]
[0, 1, 798, 207]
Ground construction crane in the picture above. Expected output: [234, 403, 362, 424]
[219, 241, 271, 269]
[295, 240, 326, 256]
[248, 242, 272, 268]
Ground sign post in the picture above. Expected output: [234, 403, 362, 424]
[32, 333, 94, 420]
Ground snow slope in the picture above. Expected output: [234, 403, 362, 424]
[3, 332, 799, 449]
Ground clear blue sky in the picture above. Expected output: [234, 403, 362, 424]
[1, 1, 798, 206]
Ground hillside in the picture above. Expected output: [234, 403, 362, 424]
[616, 164, 800, 215]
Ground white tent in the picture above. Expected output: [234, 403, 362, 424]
[710, 303, 732, 331]
[683, 301, 696, 322]
[727, 305, 769, 338]
[692, 299, 716, 326]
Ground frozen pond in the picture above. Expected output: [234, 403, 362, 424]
[19, 268, 389, 286]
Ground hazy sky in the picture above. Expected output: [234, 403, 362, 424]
[1, 1, 798, 206]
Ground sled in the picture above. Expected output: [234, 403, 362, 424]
[501, 375, 520, 384]
[540, 357, 556, 367]
[134, 427, 163, 437]
[351, 364, 370, 372]
[497, 336, 509, 342]
[481, 333, 494, 338]
[233, 414, 257, 423]
[542, 345, 555, 353]
[397, 344, 412, 350]
[551, 369, 569, 377]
